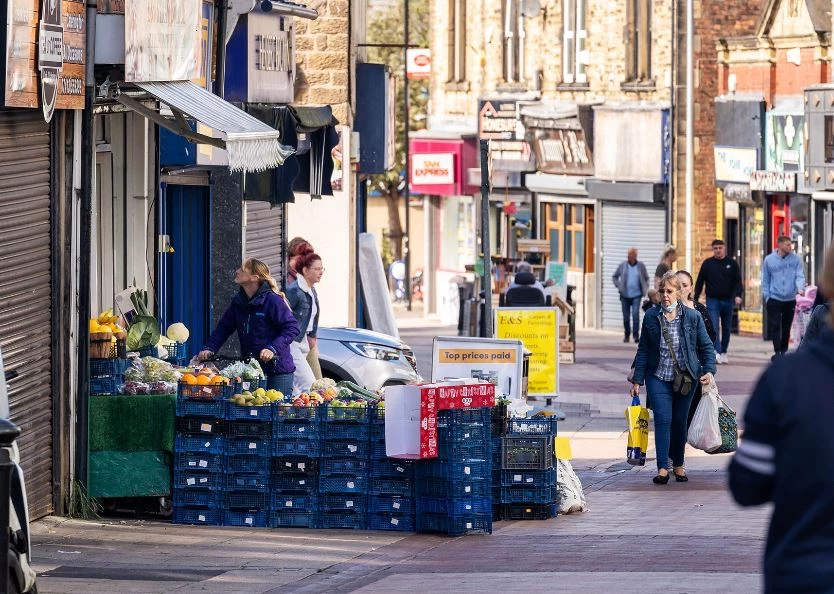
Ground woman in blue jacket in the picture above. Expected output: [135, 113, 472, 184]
[285, 248, 323, 391]
[198, 259, 299, 395]
[631, 271, 716, 484]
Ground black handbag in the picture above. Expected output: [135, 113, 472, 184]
[660, 317, 694, 396]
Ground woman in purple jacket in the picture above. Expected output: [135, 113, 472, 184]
[198, 259, 299, 395]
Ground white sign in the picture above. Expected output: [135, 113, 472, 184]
[411, 153, 455, 185]
[406, 48, 431, 79]
[750, 170, 796, 193]
[125, 0, 202, 82]
[714, 146, 758, 183]
[431, 336, 525, 401]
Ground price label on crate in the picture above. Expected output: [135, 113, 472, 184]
[393, 502, 401, 510]
[202, 387, 212, 394]
[248, 442, 257, 450]
[242, 382, 250, 390]
[245, 517, 253, 525]
[250, 409, 258, 417]
[391, 518, 399, 526]
[299, 480, 306, 485]
[187, 478, 196, 486]
[347, 481, 355, 489]
[198, 514, 206, 522]
[348, 445, 357, 453]
[346, 500, 354, 508]
[285, 500, 293, 507]
[464, 466, 471, 475]
[200, 423, 212, 433]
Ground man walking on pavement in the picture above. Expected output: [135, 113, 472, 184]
[612, 247, 649, 343]
[694, 239, 743, 364]
[762, 235, 806, 360]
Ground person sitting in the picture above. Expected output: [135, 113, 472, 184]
[502, 262, 548, 307]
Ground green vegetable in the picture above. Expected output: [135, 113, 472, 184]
[126, 315, 161, 351]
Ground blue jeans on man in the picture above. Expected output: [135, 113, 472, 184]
[706, 297, 733, 355]
[646, 375, 696, 471]
[620, 295, 641, 340]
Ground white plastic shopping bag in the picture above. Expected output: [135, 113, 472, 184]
[687, 379, 722, 452]
[556, 459, 588, 514]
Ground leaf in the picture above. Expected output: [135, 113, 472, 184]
[126, 315, 161, 351]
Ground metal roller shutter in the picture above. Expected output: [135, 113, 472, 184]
[0, 111, 53, 518]
[244, 201, 285, 284]
[600, 204, 667, 332]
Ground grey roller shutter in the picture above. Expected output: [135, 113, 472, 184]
[244, 201, 285, 284]
[0, 111, 53, 519]
[600, 204, 667, 332]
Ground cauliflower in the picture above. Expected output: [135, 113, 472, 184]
[166, 322, 190, 343]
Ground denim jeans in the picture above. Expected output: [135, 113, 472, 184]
[267, 373, 294, 396]
[620, 295, 641, 338]
[706, 297, 734, 354]
[646, 375, 696, 471]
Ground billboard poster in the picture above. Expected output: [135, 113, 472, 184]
[125, 0, 201, 82]
[494, 308, 559, 397]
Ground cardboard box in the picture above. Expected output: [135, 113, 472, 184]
[559, 340, 575, 353]
[432, 382, 496, 410]
[384, 385, 438, 459]
[558, 324, 569, 339]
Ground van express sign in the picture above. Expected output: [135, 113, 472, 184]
[411, 153, 455, 186]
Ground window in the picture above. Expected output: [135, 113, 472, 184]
[543, 203, 588, 271]
[438, 196, 475, 270]
[503, 0, 525, 83]
[625, 0, 652, 82]
[825, 116, 834, 163]
[447, 0, 466, 82]
[562, 0, 587, 84]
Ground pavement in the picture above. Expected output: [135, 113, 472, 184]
[29, 307, 777, 593]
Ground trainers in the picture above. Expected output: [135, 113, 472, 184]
[722, 353, 729, 364]
[716, 353, 725, 364]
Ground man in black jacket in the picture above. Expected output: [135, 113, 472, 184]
[694, 239, 743, 364]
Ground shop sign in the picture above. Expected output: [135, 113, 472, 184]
[411, 153, 454, 185]
[532, 127, 593, 175]
[245, 12, 294, 103]
[431, 337, 525, 401]
[714, 146, 758, 183]
[494, 308, 559, 397]
[765, 113, 804, 172]
[125, 0, 201, 82]
[5, 0, 85, 115]
[478, 99, 535, 172]
[406, 48, 431, 80]
[750, 170, 796, 193]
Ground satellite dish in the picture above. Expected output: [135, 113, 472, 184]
[521, 0, 542, 17]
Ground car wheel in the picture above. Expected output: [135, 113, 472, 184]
[322, 370, 346, 383]
[382, 380, 407, 387]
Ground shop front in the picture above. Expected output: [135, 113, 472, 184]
[804, 85, 834, 282]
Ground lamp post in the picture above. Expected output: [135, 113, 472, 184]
[685, 0, 694, 273]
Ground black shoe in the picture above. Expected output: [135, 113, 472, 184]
[652, 473, 670, 485]
[623, 335, 630, 343]
[771, 352, 785, 362]
[633, 335, 640, 343]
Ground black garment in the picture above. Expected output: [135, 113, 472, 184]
[694, 257, 743, 301]
[729, 328, 834, 592]
[686, 301, 716, 429]
[766, 298, 796, 354]
[800, 303, 831, 351]
[813, 288, 827, 309]
[505, 285, 546, 306]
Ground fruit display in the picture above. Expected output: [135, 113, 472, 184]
[180, 367, 231, 387]
[126, 289, 161, 351]
[219, 359, 265, 381]
[89, 308, 126, 336]
[120, 356, 182, 395]
[229, 387, 283, 407]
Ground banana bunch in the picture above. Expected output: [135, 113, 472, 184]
[89, 309, 126, 336]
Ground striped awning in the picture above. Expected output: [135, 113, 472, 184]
[115, 80, 294, 172]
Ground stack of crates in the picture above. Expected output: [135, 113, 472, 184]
[368, 406, 415, 532]
[416, 408, 493, 536]
[90, 358, 132, 395]
[222, 381, 273, 528]
[172, 381, 231, 526]
[499, 417, 558, 520]
[270, 402, 322, 528]
[317, 404, 371, 529]
[491, 403, 508, 521]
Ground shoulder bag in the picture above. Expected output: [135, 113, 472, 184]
[660, 316, 694, 396]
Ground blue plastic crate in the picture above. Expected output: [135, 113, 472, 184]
[173, 488, 222, 508]
[500, 468, 557, 487]
[416, 496, 492, 516]
[174, 452, 224, 473]
[90, 375, 121, 395]
[225, 454, 270, 474]
[371, 458, 414, 478]
[320, 457, 369, 476]
[370, 405, 385, 424]
[318, 475, 367, 494]
[370, 477, 413, 496]
[90, 359, 132, 377]
[368, 513, 415, 532]
[437, 421, 491, 442]
[226, 472, 270, 490]
[164, 342, 188, 361]
[507, 417, 558, 436]
[500, 484, 558, 504]
[269, 509, 318, 528]
[319, 493, 367, 512]
[369, 495, 414, 515]
[225, 437, 271, 457]
[500, 502, 558, 520]
[501, 436, 555, 470]
[370, 424, 385, 441]
[226, 420, 272, 439]
[318, 510, 367, 530]
[270, 492, 318, 511]
[323, 405, 372, 424]
[225, 402, 273, 422]
[416, 460, 491, 481]
[274, 403, 323, 422]
[272, 473, 318, 493]
[176, 398, 225, 418]
[225, 489, 269, 510]
[178, 382, 232, 400]
[321, 439, 368, 458]
[235, 378, 265, 393]
[438, 408, 492, 425]
[370, 440, 388, 460]
[416, 512, 492, 536]
[272, 457, 319, 474]
[175, 434, 225, 455]
[323, 422, 370, 441]
[137, 346, 157, 358]
[415, 477, 491, 498]
[436, 439, 491, 462]
[174, 470, 223, 490]
[173, 506, 221, 526]
[274, 437, 321, 457]
[176, 416, 225, 436]
[273, 421, 321, 440]
[224, 509, 267, 527]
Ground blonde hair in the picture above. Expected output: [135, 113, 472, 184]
[243, 258, 282, 295]
[659, 270, 682, 293]
[821, 243, 834, 329]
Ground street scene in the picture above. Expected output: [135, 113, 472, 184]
[0, 0, 833, 593]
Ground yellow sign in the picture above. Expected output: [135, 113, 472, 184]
[738, 310, 763, 335]
[495, 308, 558, 396]
[716, 188, 724, 241]
[437, 348, 518, 364]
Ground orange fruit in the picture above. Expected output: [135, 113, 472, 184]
[210, 376, 227, 385]
[198, 368, 213, 376]
[181, 373, 197, 385]
[195, 375, 211, 385]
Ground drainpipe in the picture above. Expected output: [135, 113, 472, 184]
[216, 0, 228, 97]
[685, 0, 694, 273]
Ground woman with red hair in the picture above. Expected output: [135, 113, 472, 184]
[285, 246, 324, 391]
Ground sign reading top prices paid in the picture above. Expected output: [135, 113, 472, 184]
[431, 337, 526, 401]
[494, 308, 559, 397]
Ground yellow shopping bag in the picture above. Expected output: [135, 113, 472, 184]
[626, 395, 650, 466]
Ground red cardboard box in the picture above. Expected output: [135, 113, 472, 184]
[424, 382, 496, 410]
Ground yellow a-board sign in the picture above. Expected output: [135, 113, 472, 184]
[495, 308, 559, 396]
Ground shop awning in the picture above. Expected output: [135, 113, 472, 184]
[113, 80, 294, 173]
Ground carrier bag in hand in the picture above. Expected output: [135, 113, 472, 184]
[687, 378, 722, 452]
[626, 395, 650, 466]
[708, 393, 738, 454]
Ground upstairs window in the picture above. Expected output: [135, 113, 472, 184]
[626, 0, 652, 82]
[562, 0, 587, 84]
[503, 0, 525, 83]
[447, 0, 467, 82]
